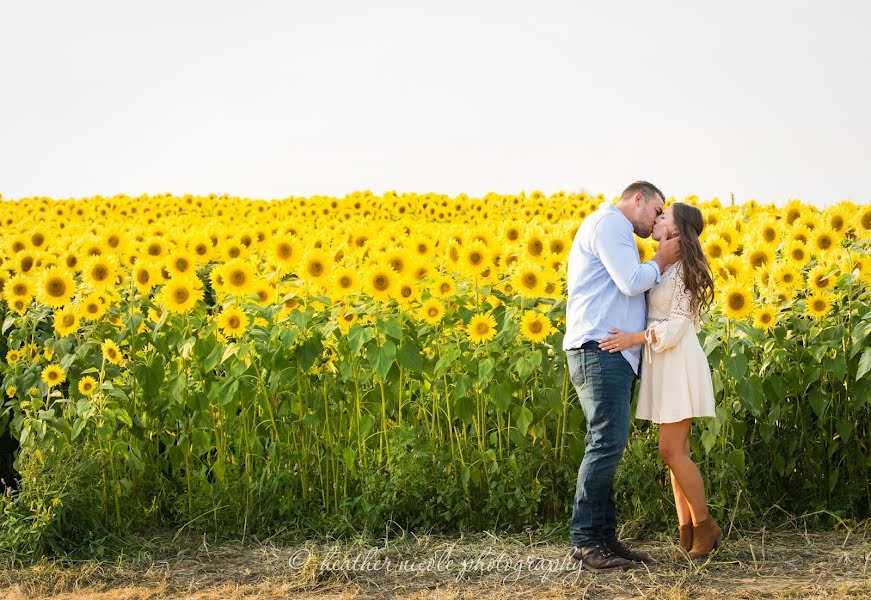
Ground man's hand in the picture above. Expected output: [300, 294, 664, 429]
[652, 235, 681, 274]
[599, 329, 645, 353]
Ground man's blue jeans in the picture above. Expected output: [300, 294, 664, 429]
[566, 342, 638, 547]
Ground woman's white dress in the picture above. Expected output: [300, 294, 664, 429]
[636, 261, 716, 424]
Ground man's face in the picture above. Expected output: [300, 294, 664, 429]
[632, 193, 664, 238]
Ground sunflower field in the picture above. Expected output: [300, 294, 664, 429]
[0, 191, 869, 556]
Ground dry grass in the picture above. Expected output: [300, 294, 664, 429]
[1, 523, 868, 599]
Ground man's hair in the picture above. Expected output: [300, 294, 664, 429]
[620, 180, 664, 203]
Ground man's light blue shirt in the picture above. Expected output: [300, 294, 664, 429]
[562, 203, 662, 375]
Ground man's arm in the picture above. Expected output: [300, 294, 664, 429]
[591, 215, 661, 297]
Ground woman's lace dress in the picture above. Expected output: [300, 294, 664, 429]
[636, 261, 716, 423]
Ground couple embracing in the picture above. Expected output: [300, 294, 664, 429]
[563, 181, 722, 571]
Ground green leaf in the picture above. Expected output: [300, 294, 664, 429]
[700, 429, 716, 454]
[477, 357, 496, 387]
[203, 343, 223, 372]
[728, 449, 745, 473]
[435, 347, 461, 376]
[453, 396, 475, 424]
[376, 317, 403, 341]
[724, 349, 748, 380]
[856, 348, 871, 380]
[367, 340, 396, 380]
[396, 341, 423, 373]
[348, 325, 376, 355]
[835, 419, 853, 443]
[808, 390, 827, 420]
[71, 417, 87, 440]
[514, 405, 533, 436]
[298, 338, 322, 371]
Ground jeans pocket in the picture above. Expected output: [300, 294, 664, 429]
[567, 350, 586, 389]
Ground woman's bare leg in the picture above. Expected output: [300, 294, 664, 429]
[659, 419, 709, 525]
[669, 438, 693, 525]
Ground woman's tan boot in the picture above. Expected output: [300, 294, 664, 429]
[688, 517, 723, 558]
[679, 523, 693, 551]
[674, 523, 693, 559]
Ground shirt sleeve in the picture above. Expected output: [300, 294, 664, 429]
[591, 214, 661, 297]
[645, 268, 697, 354]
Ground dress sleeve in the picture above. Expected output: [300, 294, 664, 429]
[644, 268, 697, 357]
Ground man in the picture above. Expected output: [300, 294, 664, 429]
[563, 181, 681, 571]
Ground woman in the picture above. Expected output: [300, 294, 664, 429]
[599, 202, 721, 558]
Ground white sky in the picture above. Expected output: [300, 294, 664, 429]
[1, 1, 869, 206]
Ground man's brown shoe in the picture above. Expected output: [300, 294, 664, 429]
[688, 517, 723, 558]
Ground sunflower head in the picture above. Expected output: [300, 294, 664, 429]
[38, 268, 76, 308]
[752, 306, 778, 331]
[41, 364, 66, 388]
[720, 284, 753, 321]
[101, 339, 125, 366]
[78, 376, 97, 397]
[217, 306, 248, 337]
[467, 312, 498, 344]
[806, 293, 832, 319]
[520, 311, 553, 343]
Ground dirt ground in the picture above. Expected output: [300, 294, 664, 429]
[1, 524, 868, 599]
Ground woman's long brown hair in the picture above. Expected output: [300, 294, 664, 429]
[672, 203, 715, 315]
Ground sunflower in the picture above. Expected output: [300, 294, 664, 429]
[511, 262, 546, 299]
[333, 267, 360, 296]
[330, 306, 355, 334]
[784, 199, 803, 226]
[783, 240, 810, 266]
[419, 298, 445, 324]
[430, 274, 456, 298]
[858, 205, 871, 238]
[252, 282, 275, 307]
[159, 276, 204, 313]
[188, 234, 215, 263]
[385, 249, 410, 276]
[713, 255, 744, 282]
[4, 274, 34, 303]
[54, 306, 81, 337]
[409, 234, 435, 260]
[41, 364, 66, 387]
[217, 305, 248, 337]
[270, 237, 297, 270]
[809, 229, 840, 257]
[467, 312, 498, 344]
[219, 260, 257, 297]
[166, 252, 196, 278]
[301, 249, 333, 283]
[78, 376, 97, 396]
[365, 262, 397, 302]
[82, 256, 117, 291]
[752, 306, 778, 331]
[37, 268, 76, 308]
[395, 278, 419, 308]
[772, 263, 802, 291]
[746, 246, 774, 271]
[79, 293, 109, 321]
[823, 203, 851, 236]
[5, 349, 20, 365]
[133, 261, 159, 294]
[701, 235, 727, 262]
[101, 339, 125, 366]
[757, 218, 781, 247]
[720, 283, 753, 320]
[524, 228, 546, 262]
[459, 241, 491, 278]
[806, 293, 832, 319]
[520, 311, 553, 343]
[806, 265, 835, 293]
